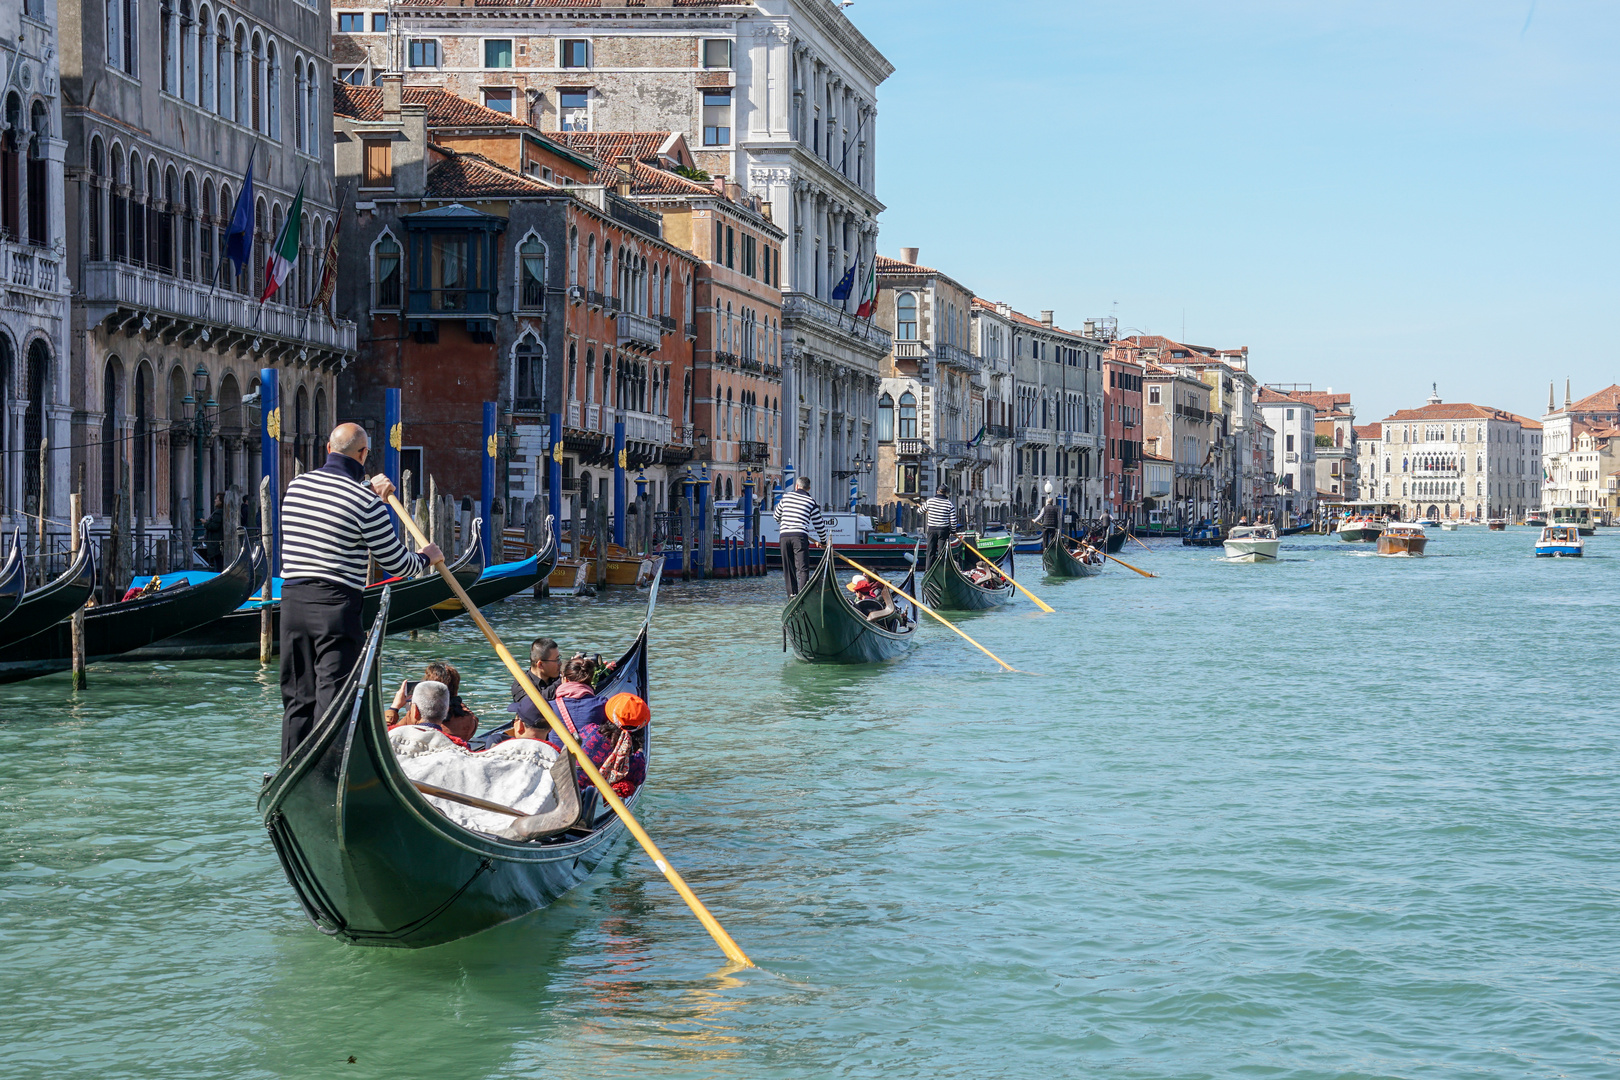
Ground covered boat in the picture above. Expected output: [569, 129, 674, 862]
[1377, 523, 1428, 556]
[121, 524, 486, 662]
[1222, 524, 1280, 562]
[0, 541, 257, 682]
[1535, 525, 1583, 557]
[921, 536, 1015, 610]
[0, 521, 96, 652]
[1042, 535, 1102, 578]
[1336, 516, 1384, 543]
[258, 576, 658, 949]
[782, 546, 917, 664]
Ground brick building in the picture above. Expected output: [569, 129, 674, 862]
[1103, 349, 1144, 525]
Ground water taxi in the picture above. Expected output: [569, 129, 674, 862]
[1222, 524, 1280, 562]
[1337, 516, 1383, 542]
[1525, 514, 1548, 527]
[1534, 525, 1583, 557]
[1414, 517, 1441, 528]
[1377, 523, 1428, 556]
[1440, 521, 1459, 530]
[1487, 519, 1506, 531]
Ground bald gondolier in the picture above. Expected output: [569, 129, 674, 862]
[920, 486, 959, 570]
[278, 423, 443, 760]
[772, 477, 827, 597]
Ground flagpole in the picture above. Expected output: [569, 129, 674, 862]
[256, 164, 311, 332]
[300, 180, 350, 342]
[213, 140, 260, 300]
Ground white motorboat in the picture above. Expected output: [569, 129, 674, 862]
[1223, 524, 1281, 562]
[1440, 521, 1458, 530]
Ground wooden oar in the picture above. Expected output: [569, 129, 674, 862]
[1074, 540, 1156, 579]
[1126, 531, 1152, 552]
[835, 552, 1024, 673]
[387, 494, 752, 968]
[960, 539, 1053, 613]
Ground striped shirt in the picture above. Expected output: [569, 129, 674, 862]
[772, 490, 827, 541]
[920, 496, 959, 530]
[280, 454, 428, 591]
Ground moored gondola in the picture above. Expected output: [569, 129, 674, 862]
[921, 536, 1015, 610]
[1042, 535, 1102, 578]
[122, 523, 487, 662]
[0, 533, 24, 628]
[391, 518, 557, 634]
[258, 572, 658, 949]
[0, 520, 97, 652]
[782, 545, 917, 664]
[0, 541, 257, 682]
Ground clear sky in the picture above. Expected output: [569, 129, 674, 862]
[847, 0, 1618, 423]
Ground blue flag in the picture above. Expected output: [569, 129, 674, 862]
[830, 262, 856, 301]
[223, 149, 256, 275]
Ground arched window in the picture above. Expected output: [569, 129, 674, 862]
[372, 230, 400, 307]
[219, 17, 235, 120]
[566, 341, 577, 402]
[896, 293, 917, 340]
[1, 95, 20, 242]
[182, 0, 198, 101]
[21, 339, 47, 516]
[101, 357, 124, 515]
[250, 32, 264, 132]
[199, 4, 214, 110]
[293, 55, 306, 151]
[877, 392, 894, 442]
[514, 335, 545, 409]
[584, 349, 595, 404]
[161, 0, 177, 94]
[293, 384, 309, 471]
[127, 152, 146, 266]
[26, 101, 48, 246]
[314, 386, 327, 443]
[235, 24, 249, 123]
[567, 225, 578, 286]
[305, 61, 318, 151]
[88, 137, 104, 260]
[266, 41, 281, 140]
[898, 391, 917, 440]
[159, 166, 178, 273]
[518, 234, 545, 309]
[585, 234, 596, 292]
[181, 173, 196, 279]
[252, 195, 268, 295]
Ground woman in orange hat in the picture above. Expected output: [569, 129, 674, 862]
[580, 691, 648, 798]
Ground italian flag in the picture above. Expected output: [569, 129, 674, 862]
[260, 182, 304, 304]
[855, 259, 878, 318]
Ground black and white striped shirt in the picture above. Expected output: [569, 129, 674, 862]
[280, 455, 427, 591]
[772, 490, 827, 541]
[920, 496, 959, 530]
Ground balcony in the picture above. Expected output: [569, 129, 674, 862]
[80, 259, 356, 363]
[714, 350, 738, 370]
[986, 423, 1013, 441]
[659, 314, 676, 333]
[892, 340, 929, 363]
[762, 363, 783, 381]
[739, 355, 763, 375]
[615, 409, 670, 446]
[1175, 403, 1209, 423]
[782, 291, 891, 354]
[739, 439, 770, 464]
[896, 438, 927, 458]
[937, 343, 975, 371]
[605, 295, 622, 314]
[684, 321, 696, 339]
[567, 402, 581, 428]
[586, 289, 604, 309]
[513, 396, 545, 415]
[1016, 425, 1055, 445]
[616, 310, 660, 352]
[586, 403, 601, 430]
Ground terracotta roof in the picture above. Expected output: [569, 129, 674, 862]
[876, 254, 940, 275]
[1566, 384, 1620, 414]
[333, 83, 524, 127]
[426, 149, 554, 199]
[1256, 386, 1316, 406]
[1381, 402, 1528, 424]
[1355, 423, 1382, 440]
[550, 131, 692, 171]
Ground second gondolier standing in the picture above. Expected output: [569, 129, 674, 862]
[920, 486, 960, 570]
[278, 423, 442, 760]
[773, 477, 827, 597]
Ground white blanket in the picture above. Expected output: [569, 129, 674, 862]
[388, 726, 560, 835]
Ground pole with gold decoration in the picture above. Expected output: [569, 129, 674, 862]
[258, 367, 282, 663]
[384, 388, 403, 534]
[613, 418, 627, 547]
[480, 401, 497, 566]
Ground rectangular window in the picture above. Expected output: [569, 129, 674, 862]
[371, 13, 387, 31]
[1148, 386, 1160, 404]
[338, 67, 366, 85]
[725, 226, 735, 269]
[1286, 434, 1295, 452]
[484, 39, 513, 68]
[559, 89, 589, 131]
[742, 235, 756, 277]
[408, 40, 438, 68]
[703, 90, 732, 146]
[702, 39, 732, 69]
[560, 39, 590, 68]
[362, 139, 393, 189]
[483, 88, 514, 114]
[338, 13, 364, 32]
[899, 463, 919, 495]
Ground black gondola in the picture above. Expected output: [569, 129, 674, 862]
[1042, 535, 1103, 578]
[258, 571, 659, 949]
[1105, 529, 1127, 554]
[0, 534, 24, 629]
[920, 536, 1014, 610]
[0, 520, 98, 652]
[121, 524, 486, 662]
[782, 545, 917, 664]
[0, 541, 257, 683]
[386, 518, 556, 635]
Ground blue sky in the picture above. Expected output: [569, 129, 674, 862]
[850, 0, 1618, 422]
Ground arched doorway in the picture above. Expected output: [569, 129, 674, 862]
[23, 340, 47, 518]
[134, 361, 153, 520]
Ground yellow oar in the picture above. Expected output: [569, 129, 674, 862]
[960, 539, 1053, 613]
[387, 494, 752, 968]
[1126, 531, 1153, 552]
[835, 552, 1024, 673]
[1074, 539, 1156, 579]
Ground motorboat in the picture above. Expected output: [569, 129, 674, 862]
[1440, 521, 1459, 531]
[1488, 519, 1506, 531]
[1414, 517, 1441, 528]
[1222, 524, 1280, 562]
[1525, 514, 1548, 527]
[1336, 516, 1383, 543]
[1377, 523, 1428, 556]
[1534, 525, 1583, 557]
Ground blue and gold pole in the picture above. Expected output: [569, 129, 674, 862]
[481, 401, 497, 566]
[548, 412, 563, 530]
[259, 367, 281, 575]
[613, 419, 627, 548]
[740, 474, 755, 576]
[384, 387, 402, 530]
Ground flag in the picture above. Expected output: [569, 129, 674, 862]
[855, 260, 878, 318]
[260, 182, 304, 304]
[223, 148, 256, 275]
[830, 262, 856, 302]
[309, 213, 342, 327]
[969, 424, 986, 447]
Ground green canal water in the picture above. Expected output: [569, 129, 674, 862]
[1, 527, 1616, 1079]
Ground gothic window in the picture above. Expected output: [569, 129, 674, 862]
[267, 42, 281, 140]
[372, 231, 400, 307]
[898, 392, 917, 440]
[514, 336, 544, 408]
[896, 293, 917, 340]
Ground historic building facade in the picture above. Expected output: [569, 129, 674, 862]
[1146, 364, 1218, 525]
[1103, 342, 1144, 525]
[334, 0, 893, 509]
[1007, 308, 1106, 520]
[1541, 382, 1620, 521]
[1377, 390, 1542, 522]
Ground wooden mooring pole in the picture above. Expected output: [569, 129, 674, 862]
[69, 490, 86, 690]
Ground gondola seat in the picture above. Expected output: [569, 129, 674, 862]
[387, 727, 578, 839]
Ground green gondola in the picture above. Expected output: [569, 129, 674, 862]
[782, 546, 917, 664]
[259, 571, 658, 949]
[920, 536, 1014, 611]
[1042, 535, 1102, 578]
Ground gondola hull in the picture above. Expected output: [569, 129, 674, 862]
[921, 541, 1014, 610]
[0, 524, 96, 652]
[1042, 539, 1101, 578]
[0, 539, 24, 628]
[390, 524, 557, 634]
[259, 583, 655, 949]
[782, 549, 916, 664]
[0, 542, 257, 682]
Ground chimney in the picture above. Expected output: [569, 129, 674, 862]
[711, 174, 726, 196]
[615, 155, 634, 197]
[381, 72, 403, 121]
[900, 247, 918, 265]
[724, 180, 742, 202]
[1040, 310, 1054, 327]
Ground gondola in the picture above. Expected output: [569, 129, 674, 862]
[0, 541, 257, 683]
[0, 520, 98, 652]
[389, 518, 557, 635]
[258, 568, 660, 949]
[1041, 535, 1102, 578]
[121, 523, 487, 662]
[782, 545, 918, 664]
[1104, 529, 1127, 554]
[0, 533, 24, 629]
[920, 536, 1015, 610]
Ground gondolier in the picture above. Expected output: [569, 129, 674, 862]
[920, 486, 959, 570]
[772, 477, 826, 597]
[1035, 498, 1060, 550]
[278, 423, 442, 760]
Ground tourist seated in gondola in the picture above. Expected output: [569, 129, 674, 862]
[964, 563, 998, 587]
[424, 661, 479, 742]
[510, 637, 563, 705]
[509, 671, 648, 797]
[384, 679, 470, 748]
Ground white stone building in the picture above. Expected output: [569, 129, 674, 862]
[1255, 388, 1317, 521]
[1377, 389, 1541, 521]
[1006, 308, 1106, 520]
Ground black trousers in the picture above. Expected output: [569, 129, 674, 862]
[926, 526, 952, 570]
[280, 579, 363, 762]
[780, 533, 812, 596]
[1041, 526, 1058, 550]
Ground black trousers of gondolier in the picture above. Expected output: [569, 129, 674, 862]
[780, 532, 813, 597]
[1041, 526, 1058, 551]
[925, 526, 953, 570]
[280, 578, 364, 761]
